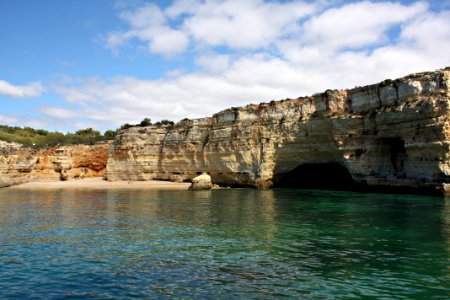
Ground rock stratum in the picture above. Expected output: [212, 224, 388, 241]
[0, 142, 109, 188]
[106, 68, 450, 194]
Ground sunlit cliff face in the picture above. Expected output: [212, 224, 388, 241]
[106, 68, 450, 195]
[0, 144, 110, 188]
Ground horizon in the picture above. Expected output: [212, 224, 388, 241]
[1, 0, 449, 132]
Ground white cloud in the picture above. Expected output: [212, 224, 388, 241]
[0, 113, 17, 124]
[400, 9, 450, 58]
[51, 0, 450, 131]
[39, 107, 80, 119]
[301, 1, 427, 52]
[0, 80, 44, 98]
[148, 26, 189, 54]
[120, 3, 165, 28]
[164, 0, 202, 18]
[196, 53, 231, 73]
[54, 57, 302, 129]
[182, 0, 316, 49]
[0, 113, 52, 131]
[107, 0, 316, 55]
[106, 3, 189, 56]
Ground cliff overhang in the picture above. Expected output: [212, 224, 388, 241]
[105, 67, 450, 195]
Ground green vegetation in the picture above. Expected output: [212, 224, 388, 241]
[119, 118, 175, 130]
[0, 125, 117, 148]
[139, 118, 152, 127]
[0, 117, 175, 147]
[154, 119, 174, 126]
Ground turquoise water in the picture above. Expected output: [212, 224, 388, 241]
[0, 188, 449, 299]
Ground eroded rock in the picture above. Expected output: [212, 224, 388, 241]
[189, 174, 213, 190]
[101, 67, 450, 194]
[0, 142, 111, 186]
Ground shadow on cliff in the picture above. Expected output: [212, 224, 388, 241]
[273, 163, 358, 191]
[272, 162, 445, 195]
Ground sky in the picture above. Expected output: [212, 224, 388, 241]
[0, 0, 449, 132]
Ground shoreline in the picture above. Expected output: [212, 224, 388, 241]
[8, 177, 191, 190]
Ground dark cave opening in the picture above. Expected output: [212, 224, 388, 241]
[383, 137, 407, 174]
[274, 163, 357, 191]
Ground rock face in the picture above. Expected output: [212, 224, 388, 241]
[0, 142, 110, 187]
[106, 67, 450, 194]
[189, 174, 213, 190]
[0, 141, 36, 187]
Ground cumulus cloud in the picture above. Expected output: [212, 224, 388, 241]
[301, 1, 427, 52]
[0, 113, 17, 124]
[181, 0, 315, 49]
[50, 0, 450, 130]
[106, 3, 189, 56]
[0, 80, 44, 98]
[107, 0, 316, 55]
[196, 53, 231, 73]
[54, 56, 305, 129]
[39, 107, 81, 119]
[400, 9, 450, 57]
[55, 74, 247, 127]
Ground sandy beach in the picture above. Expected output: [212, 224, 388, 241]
[8, 177, 191, 190]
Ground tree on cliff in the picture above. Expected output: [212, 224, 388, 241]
[75, 128, 100, 137]
[154, 119, 174, 127]
[69, 128, 101, 145]
[139, 118, 152, 127]
[120, 123, 133, 130]
[103, 129, 117, 140]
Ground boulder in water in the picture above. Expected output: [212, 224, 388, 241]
[189, 173, 213, 190]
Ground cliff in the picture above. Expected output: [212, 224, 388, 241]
[0, 142, 110, 187]
[106, 67, 450, 194]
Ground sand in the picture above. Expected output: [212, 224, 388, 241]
[8, 177, 191, 190]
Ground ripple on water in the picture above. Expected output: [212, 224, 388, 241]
[0, 188, 449, 298]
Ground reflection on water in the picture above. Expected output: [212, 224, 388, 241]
[0, 188, 449, 298]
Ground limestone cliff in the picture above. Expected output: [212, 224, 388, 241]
[0, 142, 110, 187]
[0, 141, 36, 187]
[107, 67, 450, 194]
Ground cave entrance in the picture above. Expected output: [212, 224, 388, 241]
[274, 163, 357, 191]
[382, 137, 407, 174]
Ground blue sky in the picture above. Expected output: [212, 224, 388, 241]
[0, 0, 449, 132]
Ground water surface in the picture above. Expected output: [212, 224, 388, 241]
[0, 188, 449, 298]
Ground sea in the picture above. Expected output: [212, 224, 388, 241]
[0, 188, 449, 299]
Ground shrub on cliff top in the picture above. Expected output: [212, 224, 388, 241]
[118, 118, 174, 130]
[103, 129, 117, 139]
[75, 128, 101, 137]
[120, 123, 133, 130]
[154, 119, 174, 127]
[139, 118, 152, 127]
[0, 125, 115, 147]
